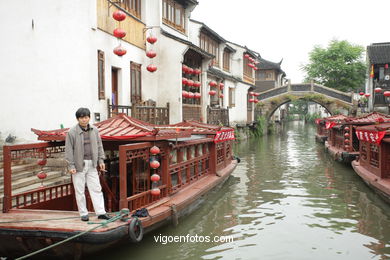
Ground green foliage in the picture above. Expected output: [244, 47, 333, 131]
[251, 116, 266, 137]
[302, 39, 366, 92]
[305, 112, 322, 123]
[289, 99, 308, 114]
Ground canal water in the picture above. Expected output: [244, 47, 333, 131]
[97, 121, 390, 260]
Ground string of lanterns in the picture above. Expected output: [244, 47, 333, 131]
[182, 65, 201, 104]
[244, 54, 259, 71]
[248, 91, 260, 103]
[112, 10, 127, 57]
[36, 158, 48, 187]
[149, 146, 161, 196]
[146, 34, 158, 73]
[344, 126, 350, 151]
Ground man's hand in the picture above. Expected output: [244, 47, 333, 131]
[69, 169, 76, 174]
[99, 163, 106, 172]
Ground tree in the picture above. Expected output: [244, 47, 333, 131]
[302, 40, 366, 92]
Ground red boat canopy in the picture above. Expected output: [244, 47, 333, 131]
[355, 122, 390, 144]
[344, 112, 390, 125]
[32, 114, 192, 142]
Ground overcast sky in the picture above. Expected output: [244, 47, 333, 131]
[191, 0, 390, 83]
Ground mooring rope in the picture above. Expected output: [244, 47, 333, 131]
[15, 209, 130, 260]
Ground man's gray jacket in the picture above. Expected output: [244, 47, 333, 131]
[65, 124, 105, 172]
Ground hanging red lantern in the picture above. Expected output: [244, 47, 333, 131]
[253, 67, 258, 71]
[182, 78, 188, 85]
[194, 69, 201, 75]
[150, 146, 160, 155]
[209, 81, 217, 87]
[344, 139, 350, 144]
[244, 54, 250, 59]
[249, 92, 255, 96]
[113, 45, 127, 56]
[146, 50, 157, 58]
[151, 174, 160, 182]
[345, 145, 350, 150]
[344, 127, 350, 131]
[113, 10, 126, 21]
[254, 93, 260, 97]
[194, 92, 201, 99]
[359, 92, 364, 96]
[386, 64, 389, 69]
[182, 91, 189, 98]
[188, 92, 194, 99]
[37, 159, 47, 166]
[146, 36, 157, 44]
[219, 94, 224, 98]
[374, 87, 382, 93]
[248, 57, 254, 63]
[364, 93, 371, 98]
[209, 90, 216, 96]
[254, 99, 259, 103]
[187, 80, 194, 87]
[113, 28, 126, 38]
[344, 133, 350, 138]
[147, 64, 157, 72]
[36, 171, 47, 180]
[182, 65, 188, 73]
[219, 83, 224, 89]
[150, 160, 160, 169]
[193, 81, 201, 87]
[150, 188, 161, 196]
[384, 91, 390, 97]
[186, 68, 194, 75]
[249, 99, 255, 103]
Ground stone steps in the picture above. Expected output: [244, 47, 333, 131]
[0, 163, 40, 176]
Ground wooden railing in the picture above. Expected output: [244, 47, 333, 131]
[126, 185, 167, 211]
[107, 99, 170, 125]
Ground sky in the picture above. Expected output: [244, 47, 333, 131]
[191, 0, 390, 83]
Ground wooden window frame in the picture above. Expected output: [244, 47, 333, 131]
[243, 53, 253, 79]
[122, 0, 141, 19]
[229, 87, 235, 107]
[162, 0, 185, 33]
[199, 32, 219, 67]
[223, 49, 230, 72]
[130, 62, 142, 104]
[98, 50, 105, 100]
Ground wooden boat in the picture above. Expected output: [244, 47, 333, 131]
[325, 112, 390, 163]
[315, 115, 347, 143]
[0, 114, 238, 259]
[351, 122, 390, 202]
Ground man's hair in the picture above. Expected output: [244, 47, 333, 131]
[75, 108, 91, 119]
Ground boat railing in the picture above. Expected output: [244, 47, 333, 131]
[126, 184, 168, 211]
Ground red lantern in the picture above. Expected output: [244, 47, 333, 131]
[253, 67, 258, 71]
[344, 133, 350, 138]
[249, 99, 255, 103]
[146, 36, 157, 44]
[146, 50, 157, 58]
[219, 94, 224, 98]
[187, 80, 194, 87]
[248, 57, 254, 63]
[364, 93, 371, 98]
[151, 174, 160, 182]
[113, 10, 126, 21]
[386, 64, 389, 69]
[194, 69, 201, 75]
[193, 81, 201, 87]
[359, 92, 364, 96]
[113, 45, 126, 56]
[254, 99, 259, 103]
[194, 92, 201, 99]
[37, 159, 47, 166]
[36, 171, 47, 180]
[384, 91, 390, 97]
[150, 188, 161, 196]
[254, 93, 260, 97]
[209, 81, 217, 87]
[188, 92, 194, 99]
[150, 146, 160, 155]
[344, 139, 350, 144]
[113, 28, 126, 38]
[345, 145, 350, 150]
[249, 92, 255, 96]
[182, 91, 189, 98]
[209, 90, 216, 96]
[374, 87, 382, 93]
[344, 127, 350, 131]
[219, 83, 224, 89]
[182, 78, 188, 85]
[182, 65, 188, 73]
[150, 160, 160, 169]
[147, 64, 157, 72]
[244, 54, 250, 59]
[187, 68, 194, 75]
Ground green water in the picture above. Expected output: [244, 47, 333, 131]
[97, 121, 390, 260]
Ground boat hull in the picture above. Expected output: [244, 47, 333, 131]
[324, 141, 358, 163]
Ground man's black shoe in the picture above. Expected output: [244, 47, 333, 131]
[98, 214, 111, 220]
[81, 215, 89, 222]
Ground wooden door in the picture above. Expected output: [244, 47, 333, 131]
[111, 68, 119, 114]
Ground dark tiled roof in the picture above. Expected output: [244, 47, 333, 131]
[160, 29, 214, 59]
[190, 19, 226, 42]
[367, 42, 390, 64]
[256, 58, 286, 76]
[207, 67, 255, 87]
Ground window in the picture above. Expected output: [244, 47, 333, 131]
[162, 0, 185, 32]
[122, 0, 141, 19]
[200, 32, 219, 67]
[223, 49, 230, 71]
[243, 53, 253, 79]
[130, 62, 142, 104]
[97, 50, 105, 100]
[229, 87, 235, 107]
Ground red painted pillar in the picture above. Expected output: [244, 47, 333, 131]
[118, 145, 127, 210]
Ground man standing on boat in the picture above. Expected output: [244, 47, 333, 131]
[65, 107, 110, 221]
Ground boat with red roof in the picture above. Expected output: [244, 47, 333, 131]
[315, 114, 347, 143]
[0, 114, 238, 259]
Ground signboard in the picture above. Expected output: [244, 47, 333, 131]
[355, 130, 386, 144]
[214, 129, 235, 143]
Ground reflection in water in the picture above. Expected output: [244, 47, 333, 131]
[97, 121, 390, 260]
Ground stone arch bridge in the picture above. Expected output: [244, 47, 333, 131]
[255, 83, 356, 121]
